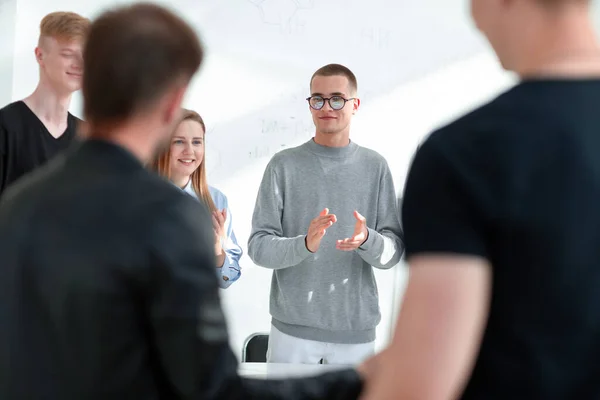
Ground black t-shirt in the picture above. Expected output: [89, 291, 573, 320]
[0, 100, 80, 196]
[402, 79, 600, 399]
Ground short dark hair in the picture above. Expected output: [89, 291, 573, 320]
[83, 3, 203, 128]
[310, 63, 357, 95]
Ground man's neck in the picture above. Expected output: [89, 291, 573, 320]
[516, 8, 600, 78]
[23, 80, 72, 125]
[313, 131, 350, 148]
[89, 120, 160, 166]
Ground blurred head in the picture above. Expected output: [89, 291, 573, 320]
[83, 3, 203, 153]
[35, 12, 90, 94]
[154, 109, 216, 212]
[470, 0, 592, 71]
[308, 64, 360, 136]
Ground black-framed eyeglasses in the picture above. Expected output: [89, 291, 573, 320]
[306, 95, 355, 110]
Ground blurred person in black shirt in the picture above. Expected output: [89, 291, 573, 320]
[361, 0, 600, 399]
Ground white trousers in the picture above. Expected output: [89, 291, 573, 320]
[267, 325, 375, 365]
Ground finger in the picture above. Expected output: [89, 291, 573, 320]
[354, 210, 366, 223]
[336, 242, 360, 251]
[310, 228, 330, 241]
[313, 214, 336, 224]
[316, 229, 328, 238]
[336, 246, 359, 252]
[350, 233, 365, 241]
[337, 238, 361, 246]
[311, 222, 333, 237]
[312, 220, 333, 233]
[337, 239, 361, 246]
[319, 208, 329, 216]
[222, 208, 227, 220]
[309, 220, 332, 233]
[336, 247, 357, 252]
[217, 212, 226, 226]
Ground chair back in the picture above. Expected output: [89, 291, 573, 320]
[241, 332, 269, 363]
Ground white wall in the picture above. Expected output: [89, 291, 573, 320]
[7, 0, 520, 359]
[0, 0, 17, 107]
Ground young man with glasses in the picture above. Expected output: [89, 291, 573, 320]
[249, 63, 404, 365]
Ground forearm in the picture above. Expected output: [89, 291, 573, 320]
[248, 232, 311, 269]
[356, 228, 404, 269]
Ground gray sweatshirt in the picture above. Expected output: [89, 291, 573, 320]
[248, 139, 404, 344]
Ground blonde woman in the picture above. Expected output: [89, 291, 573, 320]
[154, 109, 242, 288]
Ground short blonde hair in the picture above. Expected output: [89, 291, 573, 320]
[39, 11, 90, 42]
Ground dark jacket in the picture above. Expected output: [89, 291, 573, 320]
[0, 139, 363, 399]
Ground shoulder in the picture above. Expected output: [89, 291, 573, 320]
[140, 180, 215, 275]
[141, 175, 214, 247]
[0, 101, 28, 130]
[67, 112, 83, 125]
[422, 83, 533, 153]
[155, 186, 211, 225]
[404, 86, 533, 212]
[0, 100, 26, 116]
[0, 152, 67, 213]
[354, 143, 389, 165]
[352, 143, 393, 178]
[267, 142, 312, 170]
[143, 173, 205, 216]
[413, 85, 532, 175]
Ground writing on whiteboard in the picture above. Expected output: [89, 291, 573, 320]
[261, 116, 314, 138]
[248, 144, 288, 160]
[248, 0, 315, 35]
[360, 27, 392, 49]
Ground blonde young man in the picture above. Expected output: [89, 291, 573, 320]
[0, 11, 89, 196]
[361, 0, 600, 399]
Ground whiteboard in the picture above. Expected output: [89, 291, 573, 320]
[0, 0, 16, 107]
[10, 0, 518, 359]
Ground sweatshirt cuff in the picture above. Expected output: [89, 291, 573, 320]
[357, 227, 378, 252]
[295, 234, 313, 258]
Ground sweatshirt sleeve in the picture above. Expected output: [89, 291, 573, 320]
[247, 160, 312, 270]
[355, 162, 405, 269]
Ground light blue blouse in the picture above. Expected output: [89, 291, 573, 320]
[182, 180, 242, 288]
